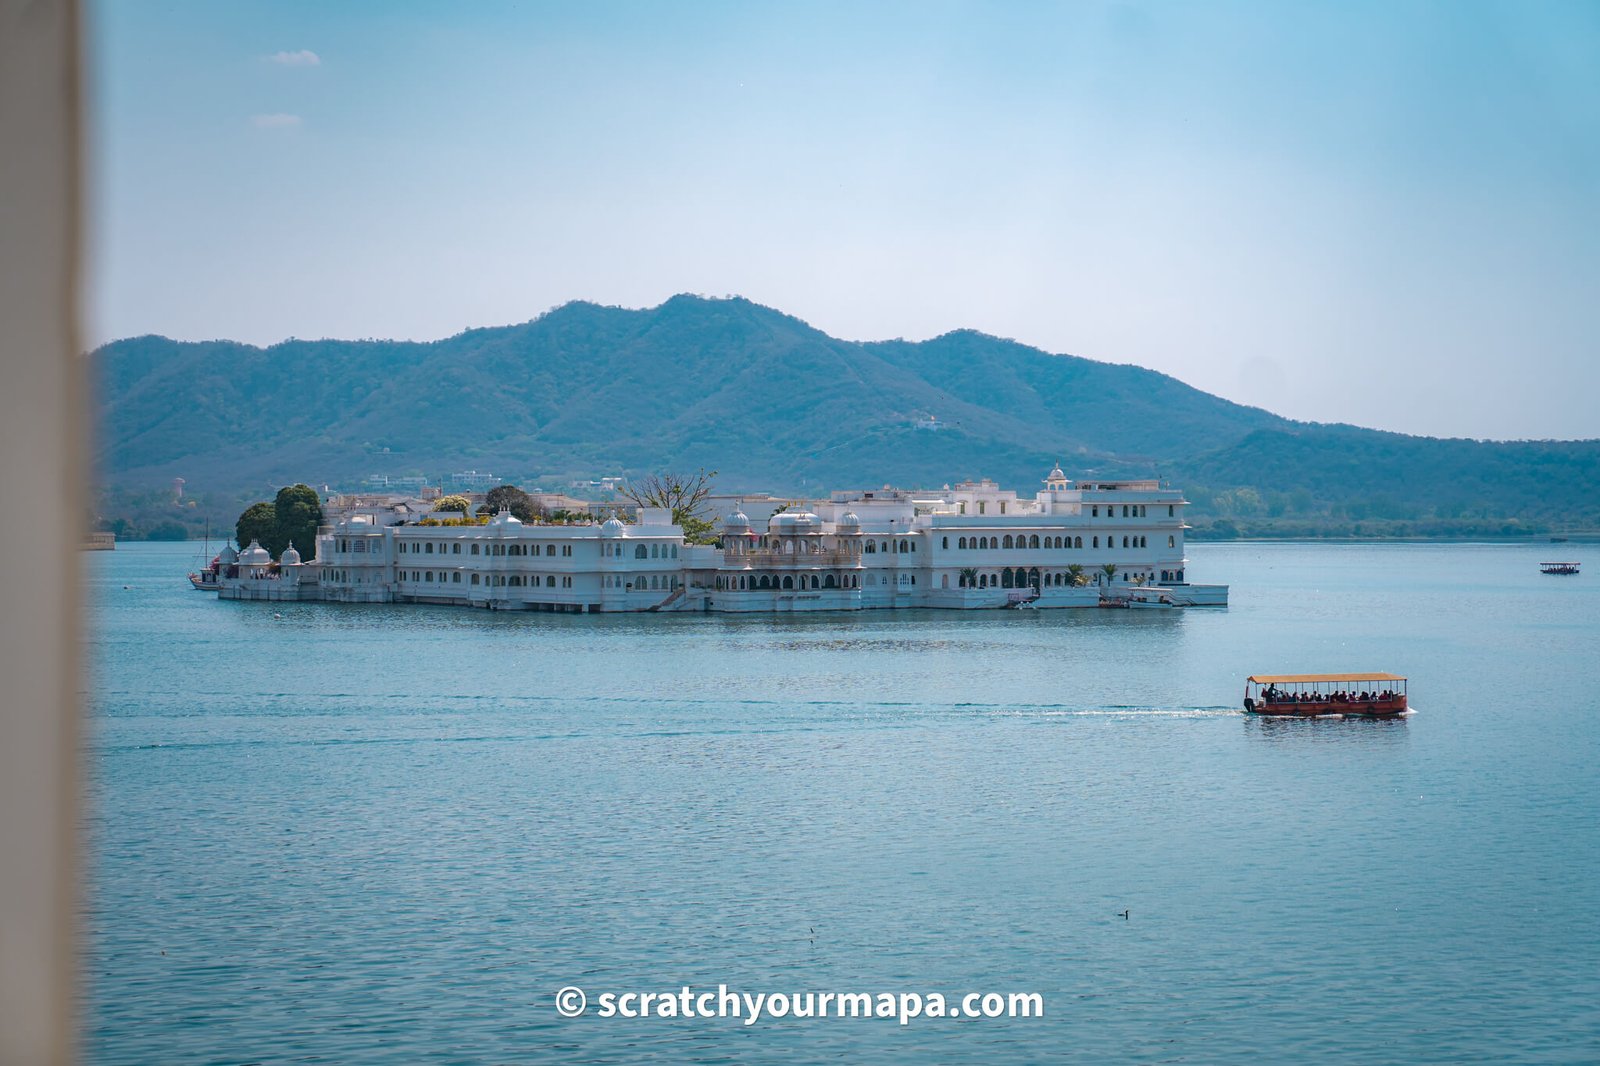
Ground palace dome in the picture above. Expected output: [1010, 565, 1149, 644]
[237, 539, 272, 566]
[770, 511, 821, 530]
[488, 509, 522, 527]
[723, 511, 750, 530]
[280, 542, 301, 565]
[837, 511, 862, 531]
[600, 517, 627, 537]
[218, 542, 239, 564]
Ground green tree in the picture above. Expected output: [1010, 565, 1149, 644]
[1065, 563, 1085, 587]
[274, 484, 322, 560]
[235, 484, 323, 560]
[620, 469, 719, 544]
[479, 484, 541, 522]
[1100, 563, 1118, 586]
[433, 494, 473, 514]
[236, 501, 277, 552]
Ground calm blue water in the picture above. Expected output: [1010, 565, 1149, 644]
[85, 542, 1600, 1063]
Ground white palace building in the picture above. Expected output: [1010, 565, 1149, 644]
[214, 465, 1227, 612]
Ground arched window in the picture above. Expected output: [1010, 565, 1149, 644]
[1092, 537, 1099, 549]
[958, 537, 967, 549]
[671, 545, 678, 558]
[810, 575, 819, 589]
[1002, 535, 1013, 549]
[782, 576, 794, 590]
[471, 573, 479, 585]
[634, 544, 648, 559]
[1168, 535, 1175, 548]
[864, 541, 875, 554]
[1123, 536, 1129, 548]
[942, 537, 948, 549]
[824, 574, 837, 588]
[471, 543, 479, 555]
[880, 541, 889, 554]
[1029, 535, 1040, 548]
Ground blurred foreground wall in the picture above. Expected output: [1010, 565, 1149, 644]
[0, 0, 83, 1062]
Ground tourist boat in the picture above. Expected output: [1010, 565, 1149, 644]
[1243, 673, 1408, 717]
[1540, 561, 1580, 575]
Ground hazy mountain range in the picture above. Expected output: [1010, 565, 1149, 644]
[93, 295, 1600, 536]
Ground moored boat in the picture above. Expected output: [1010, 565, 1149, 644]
[188, 522, 224, 590]
[1244, 673, 1407, 717]
[1540, 561, 1580, 575]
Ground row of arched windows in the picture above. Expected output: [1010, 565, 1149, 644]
[862, 540, 914, 554]
[603, 574, 678, 590]
[398, 541, 576, 557]
[716, 573, 861, 590]
[952, 534, 1085, 550]
[956, 568, 1162, 589]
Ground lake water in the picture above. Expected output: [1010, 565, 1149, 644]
[84, 541, 1600, 1063]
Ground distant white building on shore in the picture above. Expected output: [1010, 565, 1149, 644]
[214, 465, 1226, 611]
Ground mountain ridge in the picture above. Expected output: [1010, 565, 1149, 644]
[93, 294, 1600, 534]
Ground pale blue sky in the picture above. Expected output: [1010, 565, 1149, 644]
[88, 1, 1599, 439]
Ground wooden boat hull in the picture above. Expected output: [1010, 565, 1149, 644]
[1245, 697, 1407, 717]
[188, 572, 221, 591]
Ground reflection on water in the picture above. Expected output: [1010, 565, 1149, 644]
[1244, 711, 1412, 748]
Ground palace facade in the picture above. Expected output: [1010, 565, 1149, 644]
[214, 465, 1227, 611]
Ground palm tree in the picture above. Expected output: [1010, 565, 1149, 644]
[1065, 563, 1085, 587]
[959, 567, 978, 589]
[1100, 563, 1118, 586]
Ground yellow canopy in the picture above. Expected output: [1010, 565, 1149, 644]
[1249, 673, 1405, 684]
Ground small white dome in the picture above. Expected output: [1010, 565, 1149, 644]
[238, 539, 272, 566]
[724, 511, 750, 529]
[600, 517, 627, 537]
[488, 508, 522, 527]
[838, 511, 861, 527]
[280, 541, 301, 565]
[1046, 462, 1069, 482]
[218, 542, 239, 563]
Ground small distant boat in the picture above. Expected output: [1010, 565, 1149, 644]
[1540, 561, 1580, 575]
[1550, 536, 1568, 543]
[1244, 673, 1408, 718]
[1126, 587, 1175, 609]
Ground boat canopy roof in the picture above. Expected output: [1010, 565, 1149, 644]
[1248, 673, 1405, 684]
